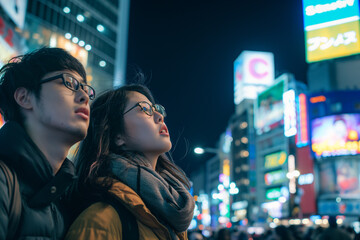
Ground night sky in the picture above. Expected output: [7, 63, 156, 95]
[127, 1, 308, 174]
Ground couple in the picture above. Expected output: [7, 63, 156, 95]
[0, 47, 194, 239]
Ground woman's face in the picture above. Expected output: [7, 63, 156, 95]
[117, 91, 171, 158]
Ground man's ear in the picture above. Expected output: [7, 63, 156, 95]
[115, 134, 126, 147]
[14, 87, 33, 110]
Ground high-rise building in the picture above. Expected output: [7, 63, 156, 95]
[0, 0, 130, 92]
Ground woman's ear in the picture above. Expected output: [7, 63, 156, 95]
[115, 134, 126, 147]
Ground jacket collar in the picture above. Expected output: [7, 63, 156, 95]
[0, 121, 76, 207]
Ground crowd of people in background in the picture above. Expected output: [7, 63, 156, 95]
[189, 217, 360, 240]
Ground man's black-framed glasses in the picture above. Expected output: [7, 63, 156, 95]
[123, 101, 167, 117]
[40, 73, 96, 100]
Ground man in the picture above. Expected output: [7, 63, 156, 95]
[0, 47, 95, 239]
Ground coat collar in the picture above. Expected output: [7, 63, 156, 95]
[0, 121, 76, 207]
[106, 178, 188, 240]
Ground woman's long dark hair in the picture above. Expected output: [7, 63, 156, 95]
[72, 84, 190, 204]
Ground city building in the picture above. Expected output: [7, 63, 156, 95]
[0, 0, 130, 94]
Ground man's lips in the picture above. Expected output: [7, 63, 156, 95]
[75, 107, 90, 120]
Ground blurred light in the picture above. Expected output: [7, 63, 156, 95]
[97, 24, 105, 32]
[302, 218, 310, 225]
[229, 188, 239, 195]
[298, 173, 314, 185]
[336, 197, 342, 203]
[63, 7, 70, 14]
[217, 184, 224, 191]
[278, 196, 286, 203]
[337, 218, 344, 225]
[33, 33, 40, 39]
[269, 222, 277, 228]
[310, 95, 326, 103]
[65, 33, 72, 39]
[273, 218, 280, 224]
[194, 147, 205, 154]
[315, 219, 322, 225]
[85, 44, 92, 51]
[77, 14, 85, 22]
[230, 182, 236, 189]
[78, 40, 85, 47]
[99, 60, 106, 67]
[72, 37, 79, 43]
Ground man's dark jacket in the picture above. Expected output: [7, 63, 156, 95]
[0, 122, 76, 239]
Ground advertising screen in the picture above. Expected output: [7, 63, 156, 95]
[319, 159, 360, 197]
[255, 76, 286, 134]
[305, 21, 360, 62]
[303, 0, 360, 29]
[311, 113, 360, 158]
[302, 0, 360, 62]
[264, 151, 287, 169]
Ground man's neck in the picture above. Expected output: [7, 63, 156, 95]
[24, 123, 72, 174]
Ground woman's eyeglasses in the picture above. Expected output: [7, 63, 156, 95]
[40, 73, 96, 100]
[123, 101, 167, 117]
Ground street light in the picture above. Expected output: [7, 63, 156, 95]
[194, 147, 219, 155]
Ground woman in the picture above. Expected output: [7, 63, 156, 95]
[65, 84, 195, 239]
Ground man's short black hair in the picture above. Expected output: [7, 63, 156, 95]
[0, 47, 87, 125]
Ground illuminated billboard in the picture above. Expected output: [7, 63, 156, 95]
[311, 113, 360, 158]
[319, 159, 360, 197]
[283, 89, 297, 137]
[234, 51, 274, 104]
[264, 151, 287, 169]
[296, 93, 309, 147]
[303, 0, 360, 28]
[303, 0, 360, 62]
[306, 21, 360, 62]
[265, 187, 282, 200]
[0, 0, 27, 29]
[255, 75, 287, 134]
[264, 169, 287, 186]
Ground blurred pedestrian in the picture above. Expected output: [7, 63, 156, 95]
[271, 225, 295, 240]
[189, 230, 205, 240]
[65, 84, 195, 239]
[316, 216, 352, 240]
[215, 228, 231, 240]
[0, 47, 92, 239]
[237, 231, 248, 240]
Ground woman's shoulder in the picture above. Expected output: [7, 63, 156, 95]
[65, 202, 122, 240]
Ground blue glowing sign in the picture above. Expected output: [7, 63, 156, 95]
[303, 0, 360, 30]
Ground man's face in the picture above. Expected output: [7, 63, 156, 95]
[31, 70, 90, 143]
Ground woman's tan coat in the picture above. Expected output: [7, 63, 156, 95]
[65, 179, 188, 240]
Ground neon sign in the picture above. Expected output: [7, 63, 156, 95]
[302, 0, 360, 62]
[283, 89, 297, 137]
[296, 93, 309, 147]
[264, 170, 287, 185]
[264, 151, 287, 169]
